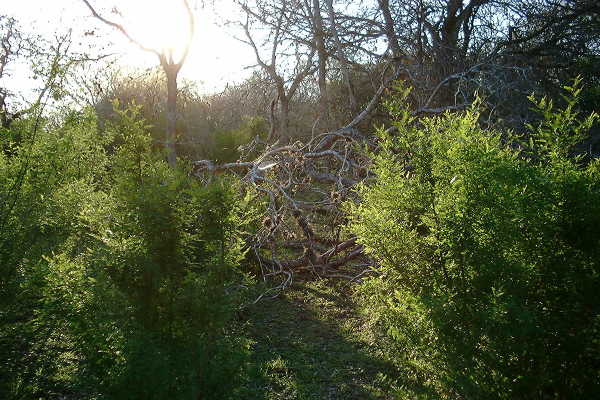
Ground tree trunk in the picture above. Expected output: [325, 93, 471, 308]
[166, 67, 178, 167]
[434, 1, 464, 106]
[325, 0, 357, 114]
[279, 96, 290, 140]
[378, 0, 402, 58]
[313, 0, 329, 124]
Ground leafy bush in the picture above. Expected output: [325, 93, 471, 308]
[207, 116, 268, 163]
[0, 110, 113, 398]
[1, 106, 254, 399]
[348, 82, 600, 399]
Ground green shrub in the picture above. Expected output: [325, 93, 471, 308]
[348, 82, 600, 399]
[208, 116, 268, 163]
[0, 110, 113, 398]
[1, 106, 254, 399]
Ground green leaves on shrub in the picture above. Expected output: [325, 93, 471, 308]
[208, 116, 268, 163]
[526, 76, 599, 158]
[348, 82, 600, 399]
[1, 105, 254, 399]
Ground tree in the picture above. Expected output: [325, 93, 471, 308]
[0, 16, 26, 129]
[193, 0, 600, 293]
[235, 0, 317, 140]
[0, 16, 78, 129]
[81, 0, 195, 167]
[324, 0, 357, 114]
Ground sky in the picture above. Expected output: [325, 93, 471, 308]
[2, 0, 256, 96]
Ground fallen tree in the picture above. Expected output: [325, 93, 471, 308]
[190, 48, 578, 290]
[191, 65, 411, 290]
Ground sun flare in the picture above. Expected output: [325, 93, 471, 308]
[123, 0, 193, 60]
[109, 1, 253, 91]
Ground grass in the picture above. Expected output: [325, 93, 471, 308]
[232, 278, 399, 400]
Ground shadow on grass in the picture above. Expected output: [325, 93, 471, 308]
[233, 279, 397, 400]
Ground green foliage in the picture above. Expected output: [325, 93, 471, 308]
[348, 83, 600, 399]
[208, 116, 268, 163]
[573, 59, 600, 114]
[0, 105, 254, 399]
[526, 76, 599, 158]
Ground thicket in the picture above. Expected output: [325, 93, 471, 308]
[0, 105, 255, 399]
[348, 80, 600, 399]
[93, 70, 272, 163]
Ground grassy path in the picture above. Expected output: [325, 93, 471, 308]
[233, 279, 398, 400]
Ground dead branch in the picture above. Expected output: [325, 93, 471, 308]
[191, 65, 409, 287]
[191, 55, 529, 293]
